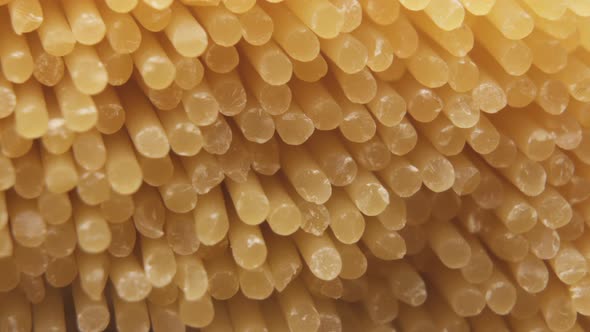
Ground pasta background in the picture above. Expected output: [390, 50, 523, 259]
[0, 0, 589, 331]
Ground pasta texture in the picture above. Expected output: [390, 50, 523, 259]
[0, 0, 589, 331]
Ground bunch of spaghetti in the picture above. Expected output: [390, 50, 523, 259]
[1, 0, 590, 331]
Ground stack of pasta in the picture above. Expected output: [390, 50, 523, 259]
[2, 0, 590, 331]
